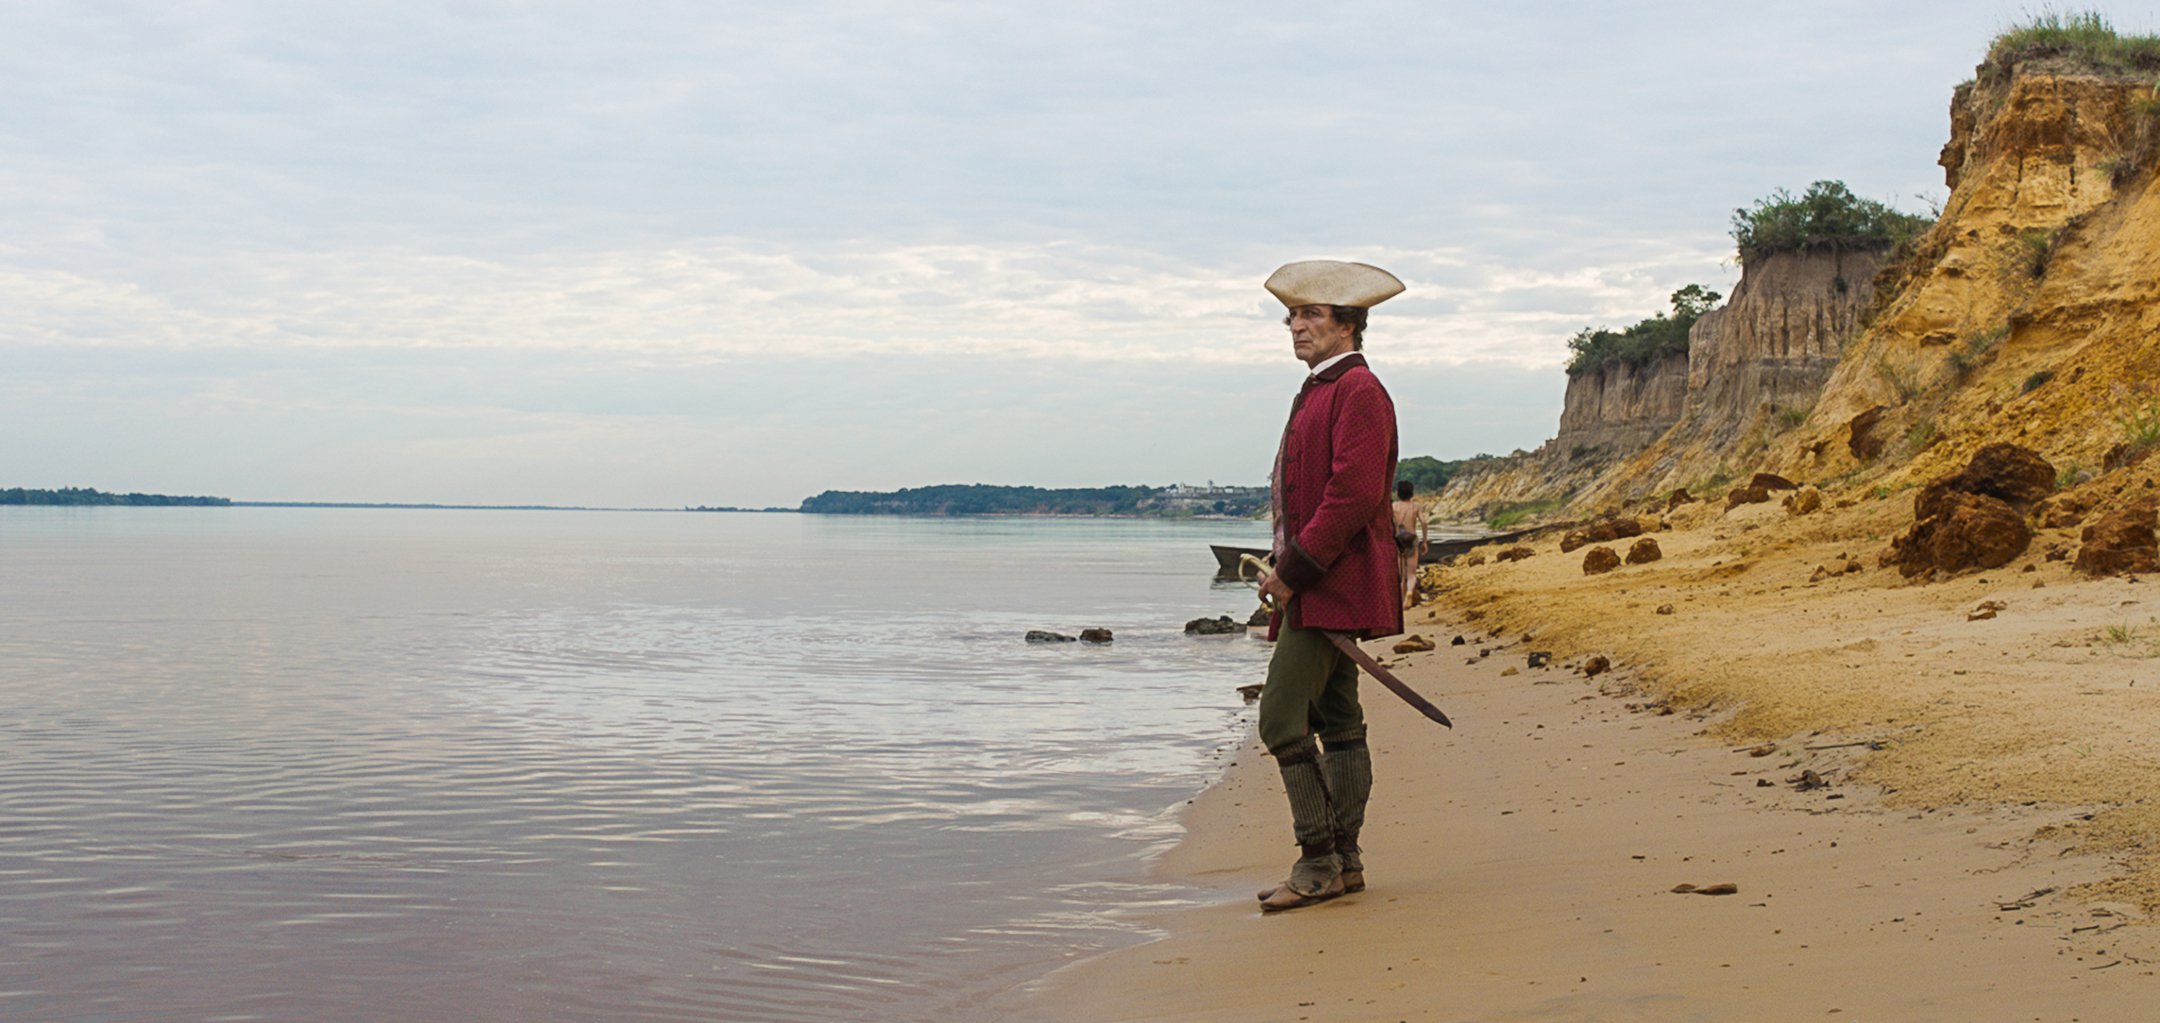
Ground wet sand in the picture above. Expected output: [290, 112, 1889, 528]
[1032, 599, 2160, 1020]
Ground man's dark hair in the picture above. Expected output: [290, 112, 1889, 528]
[1332, 305, 1369, 349]
[1396, 479, 1415, 500]
[1280, 304, 1371, 349]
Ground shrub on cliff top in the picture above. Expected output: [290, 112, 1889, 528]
[1731, 181, 1933, 265]
[1564, 284, 1721, 377]
[1980, 11, 2160, 85]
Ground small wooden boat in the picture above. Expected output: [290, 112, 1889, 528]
[1421, 527, 1539, 562]
[1210, 544, 1270, 575]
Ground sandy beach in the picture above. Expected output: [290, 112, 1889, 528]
[1033, 491, 2160, 1021]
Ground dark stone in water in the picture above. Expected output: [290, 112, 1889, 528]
[1078, 628, 1114, 643]
[1185, 615, 1246, 635]
[1026, 630, 1076, 643]
[1248, 607, 1271, 627]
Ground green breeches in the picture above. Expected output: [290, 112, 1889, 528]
[1258, 623, 1367, 757]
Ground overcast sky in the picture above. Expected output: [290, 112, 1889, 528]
[4, 1, 2154, 507]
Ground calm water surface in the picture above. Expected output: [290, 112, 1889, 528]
[0, 508, 1273, 1021]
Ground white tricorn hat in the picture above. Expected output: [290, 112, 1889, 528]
[1264, 260, 1405, 309]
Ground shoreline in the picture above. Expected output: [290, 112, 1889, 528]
[1025, 497, 2160, 1018]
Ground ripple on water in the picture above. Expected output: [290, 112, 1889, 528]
[0, 510, 1271, 1021]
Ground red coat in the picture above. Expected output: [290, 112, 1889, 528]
[1268, 353, 1403, 640]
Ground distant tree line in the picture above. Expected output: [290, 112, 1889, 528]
[800, 484, 1266, 517]
[2, 487, 230, 506]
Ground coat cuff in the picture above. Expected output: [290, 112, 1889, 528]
[1275, 536, 1327, 592]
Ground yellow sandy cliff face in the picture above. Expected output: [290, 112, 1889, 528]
[1425, 63, 2160, 910]
[1803, 70, 2160, 498]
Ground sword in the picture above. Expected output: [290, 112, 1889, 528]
[1325, 632, 1453, 729]
[1239, 553, 1452, 729]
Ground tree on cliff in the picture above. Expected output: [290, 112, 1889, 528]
[1564, 285, 1722, 376]
[1730, 180, 1932, 264]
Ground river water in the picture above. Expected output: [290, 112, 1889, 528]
[0, 508, 1274, 1021]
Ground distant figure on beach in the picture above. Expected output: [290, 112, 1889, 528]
[1392, 479, 1427, 609]
[1252, 259, 1404, 912]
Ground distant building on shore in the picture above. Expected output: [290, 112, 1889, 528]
[1153, 482, 1268, 516]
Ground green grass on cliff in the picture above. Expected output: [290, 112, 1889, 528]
[1731, 181, 1933, 265]
[1982, 11, 2160, 83]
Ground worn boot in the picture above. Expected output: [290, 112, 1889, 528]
[1321, 736, 1372, 893]
[1258, 742, 1344, 913]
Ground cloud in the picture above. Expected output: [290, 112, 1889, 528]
[2, 0, 2100, 505]
[0, 235, 1733, 371]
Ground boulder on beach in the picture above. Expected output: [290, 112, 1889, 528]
[1915, 442, 2057, 518]
[2074, 497, 2159, 576]
[1495, 545, 1536, 562]
[1889, 443, 2054, 579]
[1185, 615, 1246, 635]
[1892, 491, 2030, 578]
[1393, 634, 1435, 654]
[1582, 546, 1622, 575]
[1560, 516, 1644, 553]
[1749, 472, 1798, 492]
[1026, 630, 1076, 643]
[1625, 538, 1662, 564]
[1725, 485, 1772, 510]
[1667, 488, 1697, 511]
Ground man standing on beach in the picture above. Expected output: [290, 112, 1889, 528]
[1253, 260, 1404, 912]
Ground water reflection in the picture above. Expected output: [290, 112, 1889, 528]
[0, 509, 1271, 1021]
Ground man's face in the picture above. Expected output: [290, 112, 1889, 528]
[1286, 304, 1354, 368]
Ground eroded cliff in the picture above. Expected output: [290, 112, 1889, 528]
[1555, 351, 1688, 453]
[1435, 245, 1878, 520]
[1435, 61, 2159, 526]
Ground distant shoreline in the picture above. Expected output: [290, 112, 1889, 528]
[0, 501, 1263, 519]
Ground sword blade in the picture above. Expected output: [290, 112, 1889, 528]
[1325, 632, 1453, 729]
